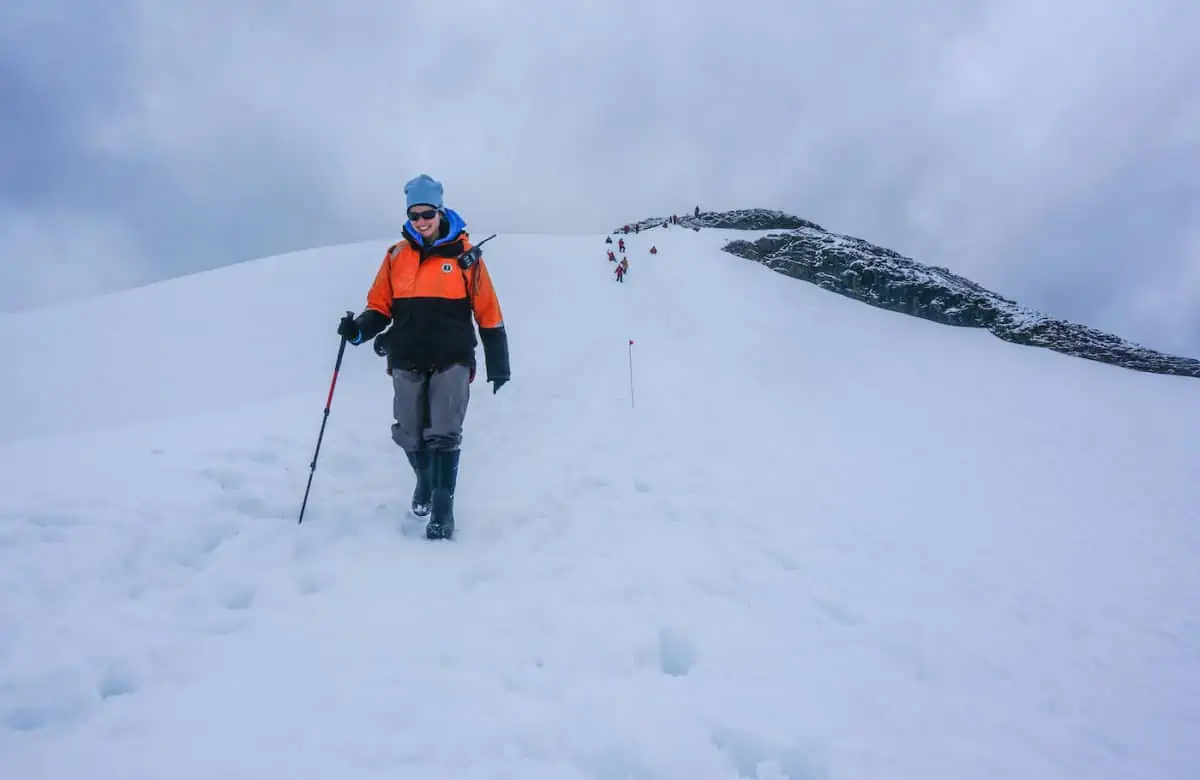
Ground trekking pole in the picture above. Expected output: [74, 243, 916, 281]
[299, 311, 353, 524]
[628, 339, 636, 409]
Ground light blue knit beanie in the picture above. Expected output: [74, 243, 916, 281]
[404, 173, 444, 210]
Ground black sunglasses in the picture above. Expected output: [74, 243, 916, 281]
[407, 208, 439, 221]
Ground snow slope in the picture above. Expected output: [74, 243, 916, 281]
[2, 224, 1199, 779]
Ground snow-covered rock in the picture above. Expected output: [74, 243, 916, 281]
[631, 209, 1200, 378]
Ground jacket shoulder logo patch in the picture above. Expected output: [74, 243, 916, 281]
[442, 262, 453, 273]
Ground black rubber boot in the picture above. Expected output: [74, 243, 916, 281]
[425, 448, 460, 540]
[404, 446, 432, 517]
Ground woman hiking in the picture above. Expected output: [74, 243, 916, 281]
[336, 173, 511, 540]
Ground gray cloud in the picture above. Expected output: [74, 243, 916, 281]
[2, 0, 1197, 356]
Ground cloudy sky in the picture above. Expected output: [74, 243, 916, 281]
[3, 0, 1198, 356]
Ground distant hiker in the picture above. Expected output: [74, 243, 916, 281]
[336, 173, 510, 541]
[618, 238, 625, 252]
[694, 205, 699, 217]
[615, 256, 629, 282]
[649, 245, 657, 254]
[634, 224, 640, 234]
[607, 249, 616, 262]
[605, 235, 612, 244]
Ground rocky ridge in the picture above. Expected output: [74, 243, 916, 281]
[617, 209, 1200, 378]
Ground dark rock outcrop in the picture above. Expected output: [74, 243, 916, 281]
[619, 209, 1200, 378]
[689, 209, 825, 232]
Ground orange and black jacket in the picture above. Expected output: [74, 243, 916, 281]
[351, 208, 509, 380]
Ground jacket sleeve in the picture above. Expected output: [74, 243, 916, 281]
[468, 258, 503, 329]
[353, 248, 396, 343]
[470, 259, 510, 381]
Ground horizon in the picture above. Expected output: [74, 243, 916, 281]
[9, 205, 1198, 365]
[3, 1, 1197, 358]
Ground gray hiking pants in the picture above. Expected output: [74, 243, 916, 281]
[390, 364, 471, 452]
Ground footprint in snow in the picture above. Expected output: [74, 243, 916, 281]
[324, 451, 372, 476]
[217, 583, 256, 611]
[295, 571, 330, 595]
[459, 563, 498, 588]
[812, 596, 863, 628]
[582, 749, 657, 780]
[199, 470, 292, 520]
[656, 625, 698, 678]
[199, 467, 244, 492]
[222, 493, 281, 519]
[572, 473, 611, 491]
[18, 512, 84, 544]
[398, 511, 428, 539]
[97, 659, 139, 700]
[2, 669, 94, 732]
[244, 449, 280, 465]
[710, 727, 829, 780]
[26, 512, 83, 530]
[172, 519, 242, 567]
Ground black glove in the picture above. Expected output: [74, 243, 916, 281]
[337, 313, 360, 343]
[479, 326, 510, 394]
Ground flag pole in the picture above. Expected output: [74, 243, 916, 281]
[628, 339, 635, 409]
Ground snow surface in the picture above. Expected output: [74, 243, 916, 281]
[2, 225, 1199, 779]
